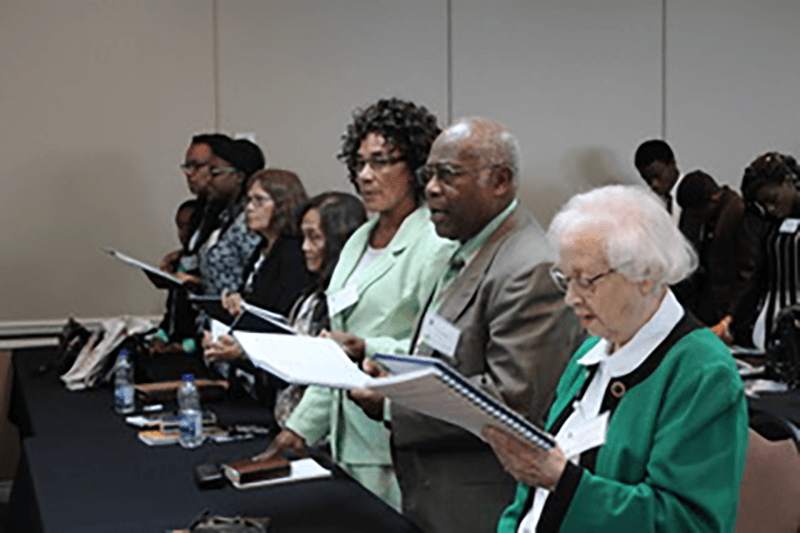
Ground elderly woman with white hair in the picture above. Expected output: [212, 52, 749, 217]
[484, 185, 748, 533]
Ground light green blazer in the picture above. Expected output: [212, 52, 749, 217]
[286, 206, 455, 466]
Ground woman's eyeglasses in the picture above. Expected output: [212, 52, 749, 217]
[179, 161, 211, 173]
[354, 155, 403, 174]
[549, 266, 616, 293]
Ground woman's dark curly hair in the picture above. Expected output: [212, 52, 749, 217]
[295, 191, 366, 290]
[337, 97, 441, 204]
[741, 152, 797, 204]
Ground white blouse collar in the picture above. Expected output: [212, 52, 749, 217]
[576, 289, 684, 378]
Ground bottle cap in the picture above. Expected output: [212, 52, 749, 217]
[182, 373, 195, 381]
[118, 349, 130, 359]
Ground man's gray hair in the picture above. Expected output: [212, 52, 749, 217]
[547, 185, 697, 287]
[448, 118, 521, 181]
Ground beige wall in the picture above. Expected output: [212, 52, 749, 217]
[665, 0, 800, 183]
[0, 0, 799, 321]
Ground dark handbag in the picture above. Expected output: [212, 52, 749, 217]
[191, 516, 271, 533]
[54, 318, 95, 374]
[766, 304, 800, 387]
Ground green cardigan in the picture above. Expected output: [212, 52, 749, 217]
[497, 323, 748, 533]
[286, 206, 455, 466]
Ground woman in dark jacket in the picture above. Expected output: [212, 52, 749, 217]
[220, 169, 314, 317]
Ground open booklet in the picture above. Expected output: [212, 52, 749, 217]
[233, 301, 294, 334]
[195, 297, 295, 335]
[105, 248, 186, 290]
[232, 332, 554, 450]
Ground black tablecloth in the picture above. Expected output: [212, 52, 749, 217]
[8, 347, 419, 533]
[10, 347, 274, 439]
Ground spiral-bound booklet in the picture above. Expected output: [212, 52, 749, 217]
[373, 353, 555, 450]
[231, 331, 554, 449]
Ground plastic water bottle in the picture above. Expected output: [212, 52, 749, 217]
[113, 350, 135, 414]
[178, 373, 204, 448]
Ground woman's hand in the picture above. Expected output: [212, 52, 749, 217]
[203, 334, 245, 363]
[221, 291, 243, 317]
[481, 425, 567, 492]
[252, 428, 307, 461]
[173, 272, 202, 293]
[321, 331, 366, 362]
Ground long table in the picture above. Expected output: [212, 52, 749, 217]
[7, 347, 420, 532]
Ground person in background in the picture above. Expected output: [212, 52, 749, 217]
[254, 98, 455, 510]
[675, 170, 754, 344]
[150, 199, 203, 355]
[197, 137, 266, 296]
[634, 139, 681, 215]
[486, 185, 748, 533]
[734, 152, 800, 345]
[201, 169, 312, 421]
[161, 133, 232, 277]
[204, 191, 366, 426]
[741, 152, 800, 220]
[219, 169, 313, 318]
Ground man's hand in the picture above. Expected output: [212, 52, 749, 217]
[252, 428, 307, 461]
[481, 425, 567, 491]
[348, 358, 388, 421]
[321, 331, 366, 362]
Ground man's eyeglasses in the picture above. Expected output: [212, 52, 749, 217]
[354, 155, 403, 174]
[179, 161, 211, 173]
[209, 166, 238, 177]
[549, 266, 616, 293]
[415, 164, 470, 188]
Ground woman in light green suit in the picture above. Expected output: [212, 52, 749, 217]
[256, 98, 455, 509]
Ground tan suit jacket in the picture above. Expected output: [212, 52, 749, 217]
[390, 204, 585, 533]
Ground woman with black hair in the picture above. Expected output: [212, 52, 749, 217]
[196, 137, 266, 296]
[256, 98, 455, 509]
[734, 152, 800, 346]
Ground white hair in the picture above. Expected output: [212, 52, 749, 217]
[547, 185, 698, 287]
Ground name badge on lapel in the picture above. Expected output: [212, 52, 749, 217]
[557, 411, 609, 460]
[418, 313, 461, 358]
[327, 285, 359, 316]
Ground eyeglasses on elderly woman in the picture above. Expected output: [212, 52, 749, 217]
[549, 265, 616, 293]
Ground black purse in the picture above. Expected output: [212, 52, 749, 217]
[766, 304, 800, 387]
[54, 318, 95, 375]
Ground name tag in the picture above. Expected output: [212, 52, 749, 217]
[327, 285, 359, 316]
[418, 313, 461, 358]
[557, 411, 609, 460]
[779, 218, 800, 234]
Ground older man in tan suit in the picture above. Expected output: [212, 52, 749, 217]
[356, 118, 584, 533]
